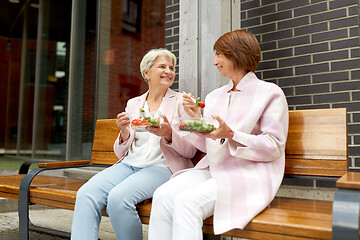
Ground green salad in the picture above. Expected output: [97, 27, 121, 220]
[138, 109, 160, 127]
[179, 119, 217, 133]
[143, 116, 160, 126]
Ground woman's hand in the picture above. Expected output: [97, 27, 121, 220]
[146, 116, 173, 142]
[195, 115, 234, 141]
[116, 112, 130, 142]
[183, 93, 201, 117]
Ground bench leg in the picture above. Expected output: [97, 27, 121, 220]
[18, 168, 74, 239]
[19, 167, 51, 240]
[17, 164, 99, 239]
[332, 189, 360, 240]
[18, 170, 37, 240]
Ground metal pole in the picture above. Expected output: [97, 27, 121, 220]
[66, 0, 79, 161]
[94, 0, 101, 126]
[31, 0, 44, 160]
[16, 0, 29, 157]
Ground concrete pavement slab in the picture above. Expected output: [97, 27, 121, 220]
[0, 208, 149, 240]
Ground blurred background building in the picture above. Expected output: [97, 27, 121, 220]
[0, 0, 167, 161]
[0, 0, 359, 177]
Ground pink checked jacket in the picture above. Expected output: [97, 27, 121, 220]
[113, 88, 197, 174]
[181, 72, 289, 234]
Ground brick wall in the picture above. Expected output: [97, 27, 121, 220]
[165, 0, 360, 174]
[242, 0, 360, 172]
[165, 0, 180, 90]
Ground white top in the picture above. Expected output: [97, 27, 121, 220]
[121, 101, 169, 169]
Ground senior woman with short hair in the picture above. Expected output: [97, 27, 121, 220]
[71, 48, 197, 240]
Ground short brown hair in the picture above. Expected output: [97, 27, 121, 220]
[213, 30, 260, 72]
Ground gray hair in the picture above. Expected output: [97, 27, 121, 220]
[140, 48, 177, 83]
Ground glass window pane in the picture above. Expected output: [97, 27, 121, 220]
[1, 0, 165, 162]
[4, 2, 39, 158]
[34, 0, 98, 161]
[32, 0, 72, 160]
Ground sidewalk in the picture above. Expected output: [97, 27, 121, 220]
[0, 198, 148, 240]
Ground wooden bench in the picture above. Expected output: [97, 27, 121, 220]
[0, 108, 358, 240]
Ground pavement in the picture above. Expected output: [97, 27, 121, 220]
[0, 198, 149, 240]
[0, 168, 149, 240]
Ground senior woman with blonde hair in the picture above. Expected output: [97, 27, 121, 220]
[148, 30, 289, 240]
[71, 48, 197, 240]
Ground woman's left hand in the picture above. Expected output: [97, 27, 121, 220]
[146, 115, 172, 142]
[195, 115, 234, 140]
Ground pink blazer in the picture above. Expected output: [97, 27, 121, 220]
[113, 88, 197, 174]
[179, 72, 289, 234]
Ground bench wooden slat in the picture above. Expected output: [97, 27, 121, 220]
[91, 151, 119, 165]
[285, 158, 347, 176]
[90, 119, 120, 165]
[0, 174, 26, 183]
[204, 228, 310, 240]
[91, 119, 119, 152]
[29, 198, 76, 211]
[0, 174, 84, 202]
[0, 188, 19, 200]
[0, 175, 83, 210]
[0, 185, 21, 196]
[285, 108, 347, 177]
[0, 175, 83, 188]
[216, 227, 329, 240]
[285, 159, 347, 168]
[269, 198, 332, 213]
[285, 168, 347, 177]
[336, 172, 360, 189]
[254, 208, 331, 228]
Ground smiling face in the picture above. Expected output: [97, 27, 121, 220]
[144, 55, 175, 89]
[213, 51, 236, 78]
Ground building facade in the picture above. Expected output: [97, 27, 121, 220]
[0, 0, 166, 161]
[1, 0, 360, 177]
[168, 0, 360, 177]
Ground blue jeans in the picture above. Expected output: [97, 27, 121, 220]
[71, 162, 172, 240]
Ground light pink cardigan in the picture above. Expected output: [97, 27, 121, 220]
[113, 88, 197, 174]
[178, 72, 289, 234]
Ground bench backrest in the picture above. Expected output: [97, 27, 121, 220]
[90, 108, 348, 177]
[285, 108, 347, 177]
[91, 119, 119, 165]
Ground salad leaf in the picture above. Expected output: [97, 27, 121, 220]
[137, 108, 160, 127]
[179, 120, 216, 133]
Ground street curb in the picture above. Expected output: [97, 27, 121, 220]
[0, 198, 18, 213]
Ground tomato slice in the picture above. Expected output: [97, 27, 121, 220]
[198, 102, 205, 108]
[140, 120, 150, 125]
[131, 119, 142, 126]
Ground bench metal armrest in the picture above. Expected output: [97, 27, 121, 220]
[332, 172, 360, 240]
[18, 162, 101, 239]
[19, 160, 46, 174]
[19, 160, 92, 174]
